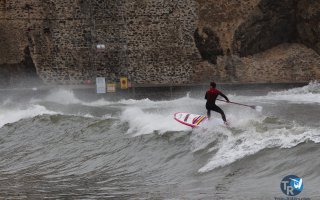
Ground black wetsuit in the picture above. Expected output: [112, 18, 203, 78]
[205, 88, 229, 122]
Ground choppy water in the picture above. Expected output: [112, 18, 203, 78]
[0, 82, 320, 199]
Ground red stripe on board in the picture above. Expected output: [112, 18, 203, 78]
[174, 112, 198, 128]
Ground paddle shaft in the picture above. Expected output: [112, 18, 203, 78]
[217, 99, 256, 109]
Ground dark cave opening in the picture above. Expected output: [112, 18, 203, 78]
[0, 46, 42, 88]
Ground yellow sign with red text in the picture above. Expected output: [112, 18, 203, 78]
[120, 77, 128, 89]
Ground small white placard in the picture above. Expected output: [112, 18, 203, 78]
[96, 77, 106, 94]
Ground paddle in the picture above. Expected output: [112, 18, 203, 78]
[217, 99, 262, 112]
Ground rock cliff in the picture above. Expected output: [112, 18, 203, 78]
[193, 0, 320, 83]
[0, 0, 319, 87]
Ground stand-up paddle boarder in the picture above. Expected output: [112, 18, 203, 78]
[205, 81, 230, 125]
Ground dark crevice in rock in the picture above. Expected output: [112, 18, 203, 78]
[296, 0, 320, 55]
[0, 46, 42, 88]
[233, 0, 299, 57]
[194, 27, 223, 64]
[23, 46, 39, 79]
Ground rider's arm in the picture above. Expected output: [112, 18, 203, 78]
[219, 92, 229, 102]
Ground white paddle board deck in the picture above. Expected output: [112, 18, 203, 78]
[174, 112, 225, 128]
[174, 112, 208, 128]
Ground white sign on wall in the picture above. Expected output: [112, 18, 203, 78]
[96, 77, 106, 94]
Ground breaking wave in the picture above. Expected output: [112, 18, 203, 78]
[1, 83, 320, 198]
[261, 81, 320, 103]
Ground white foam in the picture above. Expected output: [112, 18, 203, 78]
[119, 94, 204, 109]
[43, 89, 83, 104]
[271, 81, 320, 94]
[40, 89, 200, 108]
[255, 106, 263, 112]
[118, 94, 211, 136]
[185, 103, 320, 173]
[41, 89, 151, 107]
[259, 81, 320, 104]
[198, 121, 320, 173]
[38, 89, 113, 106]
[190, 107, 263, 152]
[0, 105, 58, 128]
[118, 98, 153, 105]
[1, 98, 13, 107]
[33, 88, 210, 116]
[120, 107, 189, 136]
[190, 121, 229, 153]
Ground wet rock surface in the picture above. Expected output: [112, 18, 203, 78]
[0, 0, 319, 86]
[233, 0, 298, 57]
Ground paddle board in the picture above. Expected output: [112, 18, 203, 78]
[174, 112, 227, 128]
[174, 112, 209, 128]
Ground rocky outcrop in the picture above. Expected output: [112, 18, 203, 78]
[191, 43, 320, 83]
[237, 43, 320, 83]
[195, 0, 260, 53]
[0, 0, 319, 86]
[193, 0, 320, 83]
[194, 27, 223, 64]
[296, 0, 320, 55]
[233, 0, 298, 56]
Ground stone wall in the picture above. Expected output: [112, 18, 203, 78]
[0, 0, 201, 85]
[0, 0, 319, 86]
[0, 0, 42, 87]
[125, 0, 200, 84]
